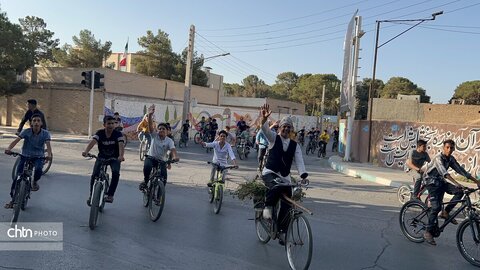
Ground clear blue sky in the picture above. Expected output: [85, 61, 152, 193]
[2, 0, 479, 104]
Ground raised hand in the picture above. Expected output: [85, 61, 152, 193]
[148, 104, 155, 116]
[260, 104, 272, 120]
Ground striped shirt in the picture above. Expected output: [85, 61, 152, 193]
[423, 153, 471, 184]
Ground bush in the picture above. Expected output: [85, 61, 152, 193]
[234, 180, 267, 201]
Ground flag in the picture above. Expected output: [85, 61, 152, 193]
[119, 41, 128, 68]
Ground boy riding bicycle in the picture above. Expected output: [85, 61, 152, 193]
[4, 114, 52, 209]
[201, 130, 238, 186]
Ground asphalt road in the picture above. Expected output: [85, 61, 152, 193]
[0, 138, 476, 270]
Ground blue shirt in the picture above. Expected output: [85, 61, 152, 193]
[19, 128, 51, 158]
[256, 131, 268, 149]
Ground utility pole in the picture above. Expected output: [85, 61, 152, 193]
[345, 16, 363, 161]
[319, 85, 326, 130]
[182, 25, 195, 124]
[88, 71, 95, 138]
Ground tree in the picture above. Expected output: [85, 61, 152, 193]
[171, 48, 208, 86]
[271, 72, 299, 99]
[451, 80, 480, 105]
[18, 16, 59, 66]
[133, 30, 177, 80]
[224, 83, 245, 97]
[242, 75, 271, 98]
[291, 74, 340, 115]
[379, 77, 430, 103]
[0, 9, 29, 96]
[53, 30, 111, 68]
[355, 78, 384, 120]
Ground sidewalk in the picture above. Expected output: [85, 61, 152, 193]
[0, 125, 91, 143]
[328, 155, 477, 189]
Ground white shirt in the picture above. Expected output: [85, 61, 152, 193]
[205, 141, 236, 167]
[260, 121, 307, 182]
[147, 132, 175, 161]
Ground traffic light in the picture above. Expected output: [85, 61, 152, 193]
[81, 71, 92, 88]
[94, 71, 104, 89]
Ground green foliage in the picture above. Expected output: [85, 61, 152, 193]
[53, 29, 111, 68]
[19, 16, 59, 66]
[291, 74, 340, 115]
[451, 80, 480, 105]
[271, 72, 299, 99]
[234, 180, 267, 201]
[242, 75, 272, 98]
[379, 77, 430, 103]
[0, 9, 30, 96]
[224, 82, 245, 97]
[165, 106, 169, 122]
[355, 78, 384, 120]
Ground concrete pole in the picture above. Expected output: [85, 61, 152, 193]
[88, 70, 95, 138]
[182, 25, 195, 124]
[320, 85, 325, 130]
[345, 16, 362, 161]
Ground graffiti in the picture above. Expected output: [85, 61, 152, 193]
[378, 123, 480, 177]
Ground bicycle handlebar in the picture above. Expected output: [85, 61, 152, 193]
[84, 153, 118, 163]
[5, 151, 46, 160]
[207, 161, 238, 170]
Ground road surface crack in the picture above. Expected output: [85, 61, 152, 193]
[360, 216, 394, 270]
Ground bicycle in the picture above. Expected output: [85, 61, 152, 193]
[317, 141, 327, 158]
[298, 135, 305, 147]
[237, 137, 250, 160]
[207, 161, 237, 214]
[138, 135, 151, 161]
[397, 175, 428, 205]
[254, 179, 313, 270]
[84, 154, 116, 230]
[399, 187, 480, 267]
[258, 143, 269, 172]
[11, 148, 52, 181]
[6, 152, 46, 225]
[141, 157, 176, 221]
[305, 138, 316, 155]
[178, 132, 189, 148]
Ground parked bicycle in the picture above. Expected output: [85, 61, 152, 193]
[141, 157, 177, 221]
[207, 161, 237, 214]
[11, 148, 52, 181]
[254, 179, 313, 270]
[6, 152, 45, 225]
[84, 154, 116, 230]
[399, 187, 480, 267]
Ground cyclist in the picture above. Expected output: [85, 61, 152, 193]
[200, 130, 238, 187]
[82, 115, 125, 205]
[318, 130, 330, 156]
[422, 139, 480, 245]
[4, 114, 52, 208]
[332, 127, 339, 152]
[181, 119, 190, 145]
[297, 126, 305, 145]
[405, 139, 430, 199]
[16, 99, 47, 135]
[113, 112, 123, 131]
[210, 118, 218, 142]
[256, 129, 268, 171]
[259, 104, 308, 245]
[224, 126, 236, 146]
[236, 116, 248, 135]
[137, 114, 151, 147]
[139, 105, 179, 190]
[306, 127, 316, 146]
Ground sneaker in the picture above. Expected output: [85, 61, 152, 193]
[105, 196, 114, 203]
[31, 181, 39, 192]
[263, 207, 273, 220]
[423, 231, 436, 245]
[4, 201, 14, 209]
[439, 210, 458, 225]
[139, 182, 147, 191]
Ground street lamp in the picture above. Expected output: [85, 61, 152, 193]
[366, 11, 443, 162]
[203, 53, 230, 62]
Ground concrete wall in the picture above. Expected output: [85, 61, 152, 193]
[221, 97, 305, 115]
[0, 86, 104, 134]
[372, 98, 421, 122]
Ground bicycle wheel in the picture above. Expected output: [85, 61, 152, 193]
[255, 215, 272, 244]
[20, 181, 30, 211]
[397, 185, 412, 205]
[89, 182, 102, 230]
[286, 214, 313, 270]
[209, 184, 214, 203]
[139, 140, 146, 161]
[399, 201, 428, 243]
[11, 180, 26, 224]
[11, 156, 20, 181]
[42, 150, 52, 175]
[143, 183, 149, 207]
[99, 180, 109, 213]
[457, 218, 480, 267]
[194, 132, 200, 144]
[305, 145, 311, 155]
[317, 147, 321, 157]
[148, 179, 166, 221]
[213, 185, 223, 214]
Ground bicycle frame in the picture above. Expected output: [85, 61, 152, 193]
[91, 164, 109, 207]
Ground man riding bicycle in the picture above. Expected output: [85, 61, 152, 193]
[422, 139, 480, 245]
[82, 115, 125, 204]
[318, 129, 329, 156]
[139, 105, 179, 191]
[200, 130, 238, 186]
[16, 99, 48, 135]
[405, 139, 430, 199]
[4, 114, 52, 208]
[259, 104, 308, 245]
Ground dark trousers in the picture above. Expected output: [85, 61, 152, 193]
[411, 172, 423, 198]
[426, 181, 463, 232]
[90, 159, 121, 196]
[262, 174, 293, 233]
[143, 157, 167, 185]
[10, 157, 44, 198]
[257, 148, 267, 169]
[319, 141, 327, 154]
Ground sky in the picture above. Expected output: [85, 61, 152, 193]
[1, 0, 479, 104]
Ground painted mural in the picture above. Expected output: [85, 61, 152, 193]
[104, 97, 320, 141]
[377, 122, 480, 177]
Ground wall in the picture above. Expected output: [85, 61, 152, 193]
[0, 86, 104, 134]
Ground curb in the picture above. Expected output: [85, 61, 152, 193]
[328, 157, 403, 188]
